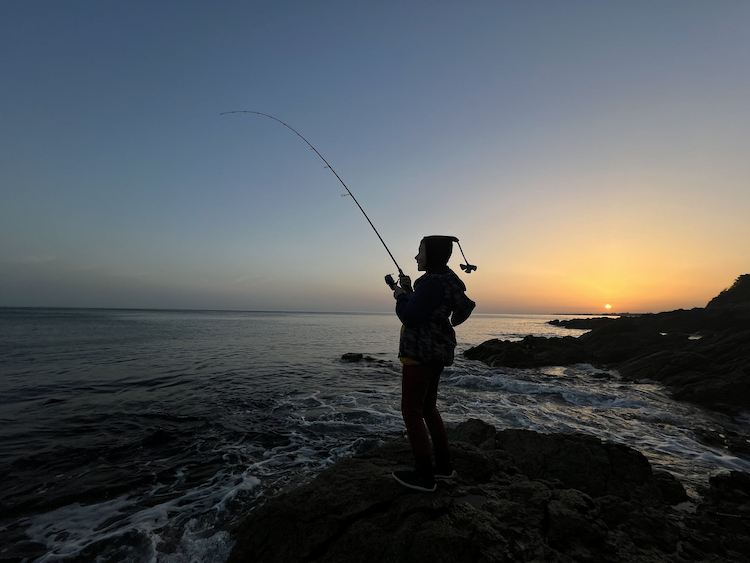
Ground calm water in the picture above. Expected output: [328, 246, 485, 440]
[1, 307, 749, 562]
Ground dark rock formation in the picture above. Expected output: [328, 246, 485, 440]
[464, 278, 750, 413]
[340, 353, 390, 365]
[707, 274, 750, 308]
[548, 317, 617, 330]
[464, 335, 589, 369]
[615, 327, 750, 410]
[341, 353, 364, 362]
[228, 419, 749, 563]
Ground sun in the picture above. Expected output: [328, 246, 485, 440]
[605, 304, 612, 310]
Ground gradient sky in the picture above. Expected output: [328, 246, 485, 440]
[2, 1, 749, 314]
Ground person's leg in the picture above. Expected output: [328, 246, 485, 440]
[401, 364, 433, 475]
[421, 365, 451, 469]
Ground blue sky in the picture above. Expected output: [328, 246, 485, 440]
[2, 1, 749, 313]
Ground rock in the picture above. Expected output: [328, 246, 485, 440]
[549, 317, 617, 330]
[340, 353, 391, 365]
[612, 326, 750, 412]
[446, 416, 497, 450]
[463, 276, 750, 413]
[693, 427, 750, 458]
[464, 335, 588, 368]
[341, 353, 363, 362]
[702, 471, 750, 510]
[577, 318, 665, 363]
[652, 470, 689, 505]
[707, 274, 750, 308]
[227, 419, 749, 563]
[494, 429, 655, 500]
[546, 488, 609, 558]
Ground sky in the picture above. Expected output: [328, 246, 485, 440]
[2, 0, 749, 314]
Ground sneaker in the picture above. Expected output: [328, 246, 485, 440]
[434, 465, 457, 480]
[392, 470, 437, 492]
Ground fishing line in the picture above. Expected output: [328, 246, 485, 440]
[221, 110, 404, 276]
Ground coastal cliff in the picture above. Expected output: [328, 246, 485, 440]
[228, 419, 750, 563]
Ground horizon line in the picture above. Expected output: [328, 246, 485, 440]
[0, 305, 652, 316]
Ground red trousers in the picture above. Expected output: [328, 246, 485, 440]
[401, 364, 451, 475]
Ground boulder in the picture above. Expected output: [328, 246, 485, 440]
[341, 353, 363, 362]
[493, 429, 655, 500]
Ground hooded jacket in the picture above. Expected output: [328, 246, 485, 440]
[395, 268, 468, 366]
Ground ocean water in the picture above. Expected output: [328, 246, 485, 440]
[1, 307, 749, 562]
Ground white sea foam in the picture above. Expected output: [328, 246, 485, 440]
[439, 358, 750, 494]
[27, 467, 260, 562]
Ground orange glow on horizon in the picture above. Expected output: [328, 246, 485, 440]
[464, 260, 730, 314]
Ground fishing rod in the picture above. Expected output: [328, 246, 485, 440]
[221, 111, 404, 277]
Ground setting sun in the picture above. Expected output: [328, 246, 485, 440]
[605, 304, 612, 310]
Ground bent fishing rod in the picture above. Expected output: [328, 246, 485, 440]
[221, 111, 404, 277]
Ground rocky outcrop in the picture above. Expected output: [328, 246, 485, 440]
[548, 317, 617, 330]
[464, 300, 750, 412]
[227, 420, 750, 563]
[615, 327, 750, 409]
[464, 335, 589, 369]
[707, 274, 750, 308]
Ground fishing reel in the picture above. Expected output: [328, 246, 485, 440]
[460, 263, 478, 273]
[384, 274, 397, 290]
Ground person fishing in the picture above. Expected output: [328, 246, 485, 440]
[223, 114, 476, 492]
[390, 235, 475, 492]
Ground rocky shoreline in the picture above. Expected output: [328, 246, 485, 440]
[228, 419, 750, 562]
[227, 277, 750, 562]
[465, 304, 750, 415]
[463, 281, 750, 459]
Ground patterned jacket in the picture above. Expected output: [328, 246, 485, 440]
[396, 269, 468, 366]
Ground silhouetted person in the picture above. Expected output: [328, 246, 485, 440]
[390, 235, 474, 491]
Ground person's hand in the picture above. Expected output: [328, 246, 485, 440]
[393, 286, 406, 299]
[399, 274, 412, 291]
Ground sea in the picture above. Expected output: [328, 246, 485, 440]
[1, 307, 749, 562]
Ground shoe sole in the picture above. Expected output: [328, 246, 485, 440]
[434, 470, 458, 480]
[392, 472, 437, 492]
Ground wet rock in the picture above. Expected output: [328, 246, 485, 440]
[464, 277, 750, 413]
[652, 469, 689, 505]
[577, 319, 665, 364]
[463, 335, 587, 368]
[693, 427, 750, 458]
[546, 488, 609, 559]
[549, 317, 617, 330]
[340, 353, 391, 365]
[341, 352, 363, 362]
[227, 419, 749, 563]
[446, 416, 497, 450]
[702, 471, 750, 512]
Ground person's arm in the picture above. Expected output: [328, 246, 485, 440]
[395, 278, 444, 327]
